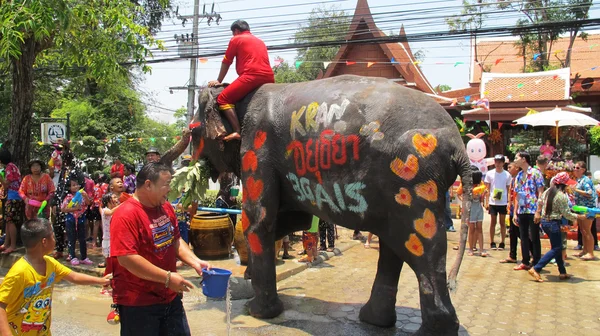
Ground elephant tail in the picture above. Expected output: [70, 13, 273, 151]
[447, 149, 473, 292]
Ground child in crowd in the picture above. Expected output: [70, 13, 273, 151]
[61, 178, 92, 266]
[467, 169, 488, 257]
[99, 193, 119, 268]
[318, 219, 335, 252]
[99, 192, 119, 295]
[299, 216, 319, 263]
[0, 218, 109, 335]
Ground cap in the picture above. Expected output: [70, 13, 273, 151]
[145, 147, 161, 155]
[553, 172, 576, 186]
[494, 154, 505, 161]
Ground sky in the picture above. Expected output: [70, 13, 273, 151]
[140, 0, 600, 123]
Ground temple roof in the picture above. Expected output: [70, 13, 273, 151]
[322, 0, 435, 94]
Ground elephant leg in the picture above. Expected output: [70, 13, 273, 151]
[242, 177, 284, 319]
[411, 240, 459, 335]
[359, 239, 403, 328]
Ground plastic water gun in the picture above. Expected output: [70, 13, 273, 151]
[572, 205, 600, 217]
[0, 169, 4, 179]
[68, 189, 84, 208]
[37, 200, 47, 218]
[189, 121, 202, 129]
[48, 157, 54, 168]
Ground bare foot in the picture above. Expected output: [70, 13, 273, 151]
[528, 268, 543, 282]
[223, 132, 241, 141]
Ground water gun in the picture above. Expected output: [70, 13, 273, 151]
[68, 189, 84, 208]
[0, 169, 4, 179]
[37, 201, 48, 218]
[572, 205, 600, 217]
[189, 121, 202, 129]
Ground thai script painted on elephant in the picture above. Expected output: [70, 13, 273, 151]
[290, 99, 351, 139]
[286, 130, 360, 184]
[286, 172, 367, 214]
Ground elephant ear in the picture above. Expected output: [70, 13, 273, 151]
[203, 87, 228, 140]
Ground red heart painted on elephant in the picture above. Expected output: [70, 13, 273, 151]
[254, 131, 267, 150]
[242, 151, 258, 173]
[241, 210, 250, 231]
[245, 177, 263, 202]
[247, 232, 263, 255]
[414, 209, 437, 239]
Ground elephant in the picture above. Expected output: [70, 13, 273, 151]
[191, 75, 472, 335]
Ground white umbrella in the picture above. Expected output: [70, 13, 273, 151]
[514, 107, 599, 145]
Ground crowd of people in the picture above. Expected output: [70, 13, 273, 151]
[455, 151, 598, 282]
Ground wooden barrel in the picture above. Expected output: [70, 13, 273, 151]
[233, 219, 283, 264]
[190, 213, 233, 259]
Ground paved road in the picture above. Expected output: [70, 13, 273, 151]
[37, 224, 600, 335]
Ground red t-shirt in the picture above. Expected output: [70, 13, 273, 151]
[111, 163, 124, 178]
[223, 31, 273, 78]
[110, 197, 181, 306]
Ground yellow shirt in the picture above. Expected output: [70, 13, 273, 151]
[0, 256, 72, 335]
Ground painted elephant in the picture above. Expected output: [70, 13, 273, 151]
[192, 75, 472, 335]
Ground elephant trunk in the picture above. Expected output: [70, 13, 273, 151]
[447, 150, 472, 292]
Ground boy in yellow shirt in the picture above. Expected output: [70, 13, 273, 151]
[0, 218, 109, 335]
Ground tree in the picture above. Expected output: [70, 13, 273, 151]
[448, 0, 593, 73]
[0, 0, 162, 169]
[436, 84, 452, 93]
[273, 6, 350, 83]
[173, 106, 188, 130]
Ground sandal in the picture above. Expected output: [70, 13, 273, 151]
[499, 258, 517, 263]
[297, 256, 313, 263]
[1, 249, 15, 255]
[364, 243, 370, 249]
[528, 268, 544, 282]
[481, 251, 489, 258]
[98, 262, 106, 268]
[559, 274, 572, 280]
[580, 255, 595, 261]
[452, 246, 459, 250]
[467, 250, 474, 256]
[326, 248, 334, 252]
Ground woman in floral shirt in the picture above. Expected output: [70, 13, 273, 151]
[0, 149, 23, 255]
[573, 161, 597, 260]
[18, 159, 55, 220]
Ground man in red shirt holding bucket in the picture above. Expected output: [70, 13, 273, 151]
[208, 20, 274, 141]
[110, 162, 212, 335]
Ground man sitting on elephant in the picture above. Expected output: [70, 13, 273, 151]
[208, 19, 274, 142]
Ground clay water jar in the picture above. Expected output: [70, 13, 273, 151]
[190, 212, 233, 259]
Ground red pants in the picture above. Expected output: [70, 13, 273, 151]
[217, 74, 274, 109]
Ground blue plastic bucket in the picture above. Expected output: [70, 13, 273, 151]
[201, 268, 232, 298]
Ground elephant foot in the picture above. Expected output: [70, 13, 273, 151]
[248, 295, 284, 319]
[358, 299, 396, 328]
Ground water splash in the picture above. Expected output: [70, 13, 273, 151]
[225, 279, 232, 336]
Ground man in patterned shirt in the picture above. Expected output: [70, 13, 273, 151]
[512, 152, 545, 271]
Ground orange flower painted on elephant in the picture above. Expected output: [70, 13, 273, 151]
[405, 233, 424, 257]
[390, 154, 419, 181]
[242, 150, 258, 173]
[414, 209, 437, 239]
[412, 133, 437, 157]
[415, 180, 438, 202]
[394, 188, 412, 206]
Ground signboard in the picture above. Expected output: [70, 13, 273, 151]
[41, 122, 66, 144]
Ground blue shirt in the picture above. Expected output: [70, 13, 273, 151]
[514, 167, 545, 215]
[575, 175, 597, 208]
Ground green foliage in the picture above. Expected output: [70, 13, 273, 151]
[448, 0, 593, 72]
[173, 107, 188, 130]
[436, 84, 452, 92]
[168, 161, 211, 208]
[454, 117, 473, 136]
[590, 126, 600, 155]
[273, 6, 349, 83]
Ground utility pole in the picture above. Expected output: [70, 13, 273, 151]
[170, 2, 222, 150]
